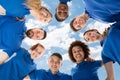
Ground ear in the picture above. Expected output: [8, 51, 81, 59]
[47, 59, 50, 65]
[60, 61, 63, 66]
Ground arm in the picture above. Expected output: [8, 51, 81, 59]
[0, 5, 6, 15]
[0, 51, 9, 64]
[104, 61, 114, 80]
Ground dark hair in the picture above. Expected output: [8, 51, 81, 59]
[25, 28, 47, 40]
[50, 53, 62, 60]
[68, 40, 90, 63]
[30, 43, 45, 50]
[70, 18, 79, 32]
[55, 2, 68, 22]
[41, 29, 47, 40]
[25, 29, 33, 38]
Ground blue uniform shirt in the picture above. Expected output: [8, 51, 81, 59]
[71, 60, 101, 80]
[102, 22, 120, 64]
[0, 0, 30, 18]
[83, 0, 120, 23]
[0, 48, 36, 80]
[30, 69, 72, 80]
[60, 0, 71, 3]
[0, 16, 26, 57]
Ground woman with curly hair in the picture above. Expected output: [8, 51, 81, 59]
[68, 40, 104, 80]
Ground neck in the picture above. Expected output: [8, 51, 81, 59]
[76, 60, 83, 64]
[51, 70, 58, 74]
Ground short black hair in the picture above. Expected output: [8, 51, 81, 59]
[50, 53, 63, 60]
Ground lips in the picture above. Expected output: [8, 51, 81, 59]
[76, 54, 82, 58]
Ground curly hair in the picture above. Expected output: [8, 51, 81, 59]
[68, 40, 90, 63]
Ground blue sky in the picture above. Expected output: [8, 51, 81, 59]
[21, 0, 120, 80]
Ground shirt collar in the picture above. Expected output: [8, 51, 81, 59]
[76, 61, 86, 68]
[48, 69, 62, 76]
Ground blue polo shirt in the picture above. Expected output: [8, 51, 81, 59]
[30, 69, 72, 80]
[0, 0, 30, 18]
[102, 22, 120, 64]
[0, 48, 36, 80]
[83, 0, 120, 23]
[60, 0, 71, 3]
[71, 60, 101, 80]
[0, 16, 26, 57]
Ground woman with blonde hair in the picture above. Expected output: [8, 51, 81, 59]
[0, 0, 52, 23]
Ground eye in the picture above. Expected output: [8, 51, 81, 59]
[58, 12, 62, 15]
[88, 33, 91, 36]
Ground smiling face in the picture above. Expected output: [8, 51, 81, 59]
[30, 45, 45, 60]
[72, 46, 84, 63]
[72, 16, 86, 31]
[37, 7, 52, 23]
[26, 28, 46, 40]
[84, 30, 103, 42]
[48, 55, 62, 74]
[56, 3, 68, 20]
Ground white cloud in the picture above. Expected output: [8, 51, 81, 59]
[87, 21, 111, 34]
[25, 18, 48, 29]
[89, 45, 102, 60]
[62, 53, 70, 61]
[39, 22, 76, 50]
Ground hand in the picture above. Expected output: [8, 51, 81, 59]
[16, 16, 25, 21]
[0, 5, 6, 15]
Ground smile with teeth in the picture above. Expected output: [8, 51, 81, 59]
[76, 54, 81, 58]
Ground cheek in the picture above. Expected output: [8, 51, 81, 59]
[73, 54, 76, 58]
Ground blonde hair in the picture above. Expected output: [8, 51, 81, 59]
[25, 0, 41, 11]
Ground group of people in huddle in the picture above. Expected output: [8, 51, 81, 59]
[0, 0, 120, 80]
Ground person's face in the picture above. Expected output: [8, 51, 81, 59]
[27, 28, 45, 40]
[56, 3, 68, 20]
[48, 55, 62, 74]
[31, 45, 45, 60]
[37, 7, 52, 23]
[73, 16, 86, 30]
[72, 46, 84, 63]
[84, 30, 102, 42]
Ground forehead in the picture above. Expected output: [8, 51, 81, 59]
[72, 46, 82, 50]
[50, 55, 61, 61]
[85, 30, 97, 35]
[32, 28, 43, 32]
